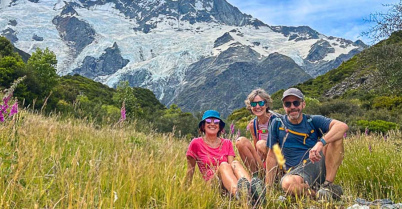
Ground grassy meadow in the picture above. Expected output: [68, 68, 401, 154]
[0, 110, 401, 208]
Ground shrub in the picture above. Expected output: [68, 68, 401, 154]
[356, 119, 399, 133]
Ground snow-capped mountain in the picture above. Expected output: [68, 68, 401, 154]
[0, 0, 367, 117]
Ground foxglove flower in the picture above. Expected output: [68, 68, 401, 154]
[343, 132, 347, 138]
[365, 127, 369, 136]
[0, 111, 4, 122]
[120, 102, 126, 121]
[230, 123, 235, 134]
[237, 129, 241, 138]
[9, 102, 18, 117]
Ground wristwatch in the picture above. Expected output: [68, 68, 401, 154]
[319, 138, 327, 146]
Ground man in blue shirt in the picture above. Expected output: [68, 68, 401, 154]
[265, 88, 348, 200]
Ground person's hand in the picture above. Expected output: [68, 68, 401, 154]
[309, 142, 324, 163]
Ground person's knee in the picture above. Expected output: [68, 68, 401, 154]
[281, 176, 293, 191]
[235, 137, 248, 149]
[218, 162, 231, 172]
[230, 160, 240, 167]
[281, 175, 302, 192]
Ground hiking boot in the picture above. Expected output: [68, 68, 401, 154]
[316, 181, 343, 201]
[235, 177, 250, 202]
[250, 177, 266, 205]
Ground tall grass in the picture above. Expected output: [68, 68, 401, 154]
[0, 111, 401, 208]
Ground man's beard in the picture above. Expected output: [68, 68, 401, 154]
[287, 110, 301, 121]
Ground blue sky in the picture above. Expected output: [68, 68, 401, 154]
[226, 0, 400, 45]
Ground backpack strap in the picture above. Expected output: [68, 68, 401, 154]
[305, 114, 324, 139]
[253, 117, 258, 138]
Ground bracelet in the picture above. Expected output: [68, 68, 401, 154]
[319, 138, 327, 146]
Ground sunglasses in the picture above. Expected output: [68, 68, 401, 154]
[205, 118, 220, 124]
[250, 101, 266, 107]
[283, 100, 301, 108]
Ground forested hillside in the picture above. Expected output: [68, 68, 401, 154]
[0, 37, 199, 138]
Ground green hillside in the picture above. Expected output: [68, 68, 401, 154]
[230, 31, 402, 134]
[0, 37, 198, 138]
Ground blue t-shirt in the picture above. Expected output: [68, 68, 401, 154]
[267, 114, 332, 169]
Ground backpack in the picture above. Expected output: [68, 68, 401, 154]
[275, 114, 324, 146]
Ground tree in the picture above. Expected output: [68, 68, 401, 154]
[113, 81, 143, 119]
[26, 48, 58, 95]
[363, 2, 402, 42]
[0, 36, 14, 58]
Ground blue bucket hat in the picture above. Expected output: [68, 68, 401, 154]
[198, 110, 225, 128]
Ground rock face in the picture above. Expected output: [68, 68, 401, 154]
[32, 34, 43, 41]
[171, 49, 311, 117]
[307, 40, 335, 62]
[52, 3, 95, 57]
[271, 26, 320, 41]
[72, 43, 129, 79]
[214, 32, 234, 48]
[2, 28, 18, 43]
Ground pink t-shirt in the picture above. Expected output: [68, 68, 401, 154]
[186, 137, 235, 181]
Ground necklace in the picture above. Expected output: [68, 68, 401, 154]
[203, 137, 222, 148]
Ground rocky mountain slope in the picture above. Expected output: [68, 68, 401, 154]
[0, 0, 367, 116]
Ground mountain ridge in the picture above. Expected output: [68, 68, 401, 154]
[0, 0, 367, 117]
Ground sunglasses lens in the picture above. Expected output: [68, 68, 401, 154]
[205, 118, 220, 124]
[284, 101, 301, 108]
[251, 101, 265, 107]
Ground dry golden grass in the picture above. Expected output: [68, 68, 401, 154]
[1, 111, 401, 208]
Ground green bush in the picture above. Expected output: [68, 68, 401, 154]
[319, 99, 362, 117]
[372, 96, 402, 110]
[356, 119, 399, 133]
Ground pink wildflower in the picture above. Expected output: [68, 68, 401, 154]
[369, 144, 372, 153]
[365, 127, 369, 136]
[230, 123, 235, 134]
[9, 102, 18, 117]
[2, 94, 11, 105]
[237, 129, 241, 138]
[120, 102, 126, 121]
[0, 111, 4, 122]
[1, 104, 7, 113]
[343, 132, 347, 138]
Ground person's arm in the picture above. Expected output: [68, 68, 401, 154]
[185, 156, 196, 186]
[309, 119, 348, 162]
[227, 155, 234, 164]
[248, 121, 258, 149]
[265, 148, 277, 187]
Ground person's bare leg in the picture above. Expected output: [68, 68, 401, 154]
[256, 140, 267, 164]
[323, 139, 344, 182]
[231, 160, 251, 182]
[235, 137, 263, 173]
[281, 174, 315, 197]
[218, 162, 241, 195]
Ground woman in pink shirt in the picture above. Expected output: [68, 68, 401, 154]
[185, 110, 251, 200]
